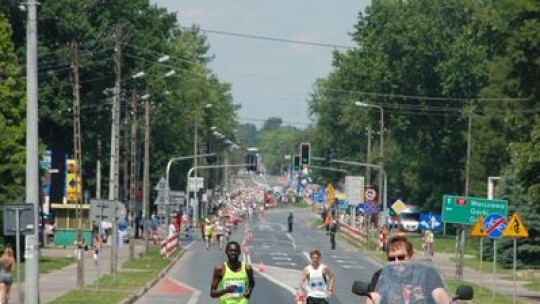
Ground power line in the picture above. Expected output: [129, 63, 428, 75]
[180, 27, 353, 50]
[321, 88, 530, 103]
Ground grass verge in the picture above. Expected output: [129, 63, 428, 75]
[446, 279, 527, 304]
[13, 256, 74, 282]
[48, 248, 178, 304]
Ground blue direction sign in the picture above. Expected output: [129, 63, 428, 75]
[420, 214, 442, 231]
[483, 213, 507, 239]
[316, 188, 326, 204]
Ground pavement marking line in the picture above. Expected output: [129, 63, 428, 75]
[253, 266, 297, 295]
[168, 277, 201, 304]
[274, 262, 296, 266]
[272, 257, 292, 261]
[342, 265, 365, 269]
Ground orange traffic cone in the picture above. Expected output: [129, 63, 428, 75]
[258, 260, 266, 273]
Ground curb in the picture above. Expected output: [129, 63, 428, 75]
[119, 249, 186, 304]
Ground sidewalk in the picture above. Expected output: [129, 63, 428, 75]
[13, 239, 146, 303]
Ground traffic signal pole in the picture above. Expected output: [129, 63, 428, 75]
[164, 153, 216, 244]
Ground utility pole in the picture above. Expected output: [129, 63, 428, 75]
[97, 137, 102, 199]
[109, 23, 123, 273]
[129, 89, 138, 259]
[109, 24, 122, 201]
[366, 125, 372, 185]
[71, 40, 85, 288]
[143, 94, 150, 253]
[24, 0, 40, 302]
[457, 108, 474, 281]
[192, 119, 198, 223]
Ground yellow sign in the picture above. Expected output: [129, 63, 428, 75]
[326, 183, 335, 204]
[470, 215, 486, 237]
[65, 159, 82, 202]
[502, 212, 528, 238]
[391, 199, 407, 215]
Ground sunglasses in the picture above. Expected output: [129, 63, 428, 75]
[387, 254, 407, 262]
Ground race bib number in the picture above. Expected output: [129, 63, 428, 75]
[224, 280, 245, 298]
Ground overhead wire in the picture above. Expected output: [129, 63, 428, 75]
[180, 27, 353, 50]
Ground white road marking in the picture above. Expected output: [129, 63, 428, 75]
[342, 265, 365, 269]
[269, 252, 288, 256]
[272, 257, 292, 261]
[274, 262, 296, 266]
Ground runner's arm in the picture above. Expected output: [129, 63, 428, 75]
[244, 264, 256, 298]
[324, 266, 336, 296]
[298, 267, 308, 289]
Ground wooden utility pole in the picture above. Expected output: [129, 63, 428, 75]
[109, 24, 123, 202]
[71, 40, 84, 288]
[366, 125, 372, 186]
[129, 89, 138, 259]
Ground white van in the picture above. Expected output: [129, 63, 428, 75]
[399, 206, 422, 232]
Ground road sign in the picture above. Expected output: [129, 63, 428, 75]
[502, 213, 528, 238]
[154, 177, 167, 191]
[3, 204, 35, 236]
[483, 213, 507, 239]
[442, 195, 508, 225]
[89, 199, 125, 221]
[345, 175, 365, 205]
[187, 177, 204, 191]
[364, 201, 377, 214]
[391, 199, 407, 215]
[470, 215, 486, 237]
[365, 188, 377, 201]
[169, 190, 185, 205]
[419, 214, 442, 231]
[316, 188, 326, 204]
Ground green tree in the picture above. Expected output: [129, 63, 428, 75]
[0, 14, 25, 203]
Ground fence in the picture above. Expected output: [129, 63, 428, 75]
[339, 222, 367, 245]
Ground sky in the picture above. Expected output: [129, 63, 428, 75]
[152, 0, 371, 129]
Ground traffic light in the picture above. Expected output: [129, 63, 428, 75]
[300, 143, 310, 166]
[293, 154, 300, 171]
[245, 153, 258, 171]
[205, 140, 217, 163]
[324, 147, 335, 165]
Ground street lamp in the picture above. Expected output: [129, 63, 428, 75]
[192, 102, 213, 223]
[355, 101, 385, 201]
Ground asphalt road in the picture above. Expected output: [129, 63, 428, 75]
[135, 207, 379, 303]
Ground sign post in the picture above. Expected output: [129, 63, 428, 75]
[483, 213, 508, 298]
[502, 212, 529, 304]
[3, 204, 35, 304]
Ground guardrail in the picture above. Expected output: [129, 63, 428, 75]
[339, 222, 367, 245]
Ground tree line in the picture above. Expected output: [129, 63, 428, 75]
[0, 1, 238, 218]
[248, 0, 539, 267]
